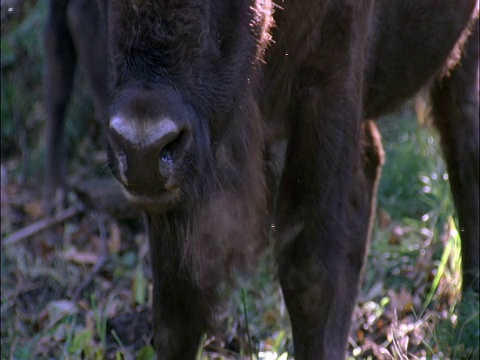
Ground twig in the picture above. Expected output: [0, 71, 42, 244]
[2, 203, 85, 247]
[71, 253, 109, 301]
[391, 309, 409, 360]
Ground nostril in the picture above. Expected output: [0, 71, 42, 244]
[117, 151, 129, 184]
[118, 151, 128, 174]
[161, 129, 189, 161]
[159, 129, 189, 178]
[109, 115, 190, 190]
[160, 151, 174, 164]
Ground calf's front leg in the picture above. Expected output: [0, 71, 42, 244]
[146, 214, 211, 360]
[273, 7, 378, 355]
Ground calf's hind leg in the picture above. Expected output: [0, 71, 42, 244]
[430, 21, 479, 293]
[44, 0, 109, 214]
[67, 0, 109, 123]
[43, 0, 77, 213]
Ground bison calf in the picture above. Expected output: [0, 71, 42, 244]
[45, 0, 479, 359]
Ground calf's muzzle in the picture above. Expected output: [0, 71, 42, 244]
[108, 115, 190, 194]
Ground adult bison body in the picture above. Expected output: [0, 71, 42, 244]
[45, 0, 478, 358]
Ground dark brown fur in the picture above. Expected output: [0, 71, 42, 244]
[44, 0, 479, 359]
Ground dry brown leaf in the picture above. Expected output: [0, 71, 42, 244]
[389, 226, 405, 245]
[262, 310, 278, 326]
[108, 222, 122, 254]
[357, 329, 365, 342]
[62, 246, 99, 265]
[23, 200, 44, 220]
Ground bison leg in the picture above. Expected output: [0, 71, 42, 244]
[146, 215, 211, 360]
[272, 7, 378, 357]
[430, 21, 479, 293]
[67, 0, 109, 123]
[43, 0, 77, 213]
[276, 118, 383, 359]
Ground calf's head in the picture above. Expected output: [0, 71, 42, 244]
[106, 0, 273, 280]
[107, 0, 272, 210]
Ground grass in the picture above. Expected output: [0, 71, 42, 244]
[1, 1, 479, 359]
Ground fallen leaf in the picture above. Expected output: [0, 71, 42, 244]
[62, 246, 99, 265]
[24, 200, 44, 219]
[108, 223, 122, 254]
[44, 300, 79, 328]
